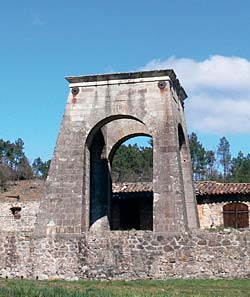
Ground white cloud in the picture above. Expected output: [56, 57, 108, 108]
[188, 94, 250, 133]
[141, 55, 250, 134]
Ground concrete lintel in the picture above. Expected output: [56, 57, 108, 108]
[65, 69, 175, 83]
[68, 76, 171, 88]
[65, 69, 187, 100]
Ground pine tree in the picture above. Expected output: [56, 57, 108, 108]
[231, 151, 250, 182]
[32, 158, 51, 179]
[217, 137, 231, 181]
[188, 133, 207, 180]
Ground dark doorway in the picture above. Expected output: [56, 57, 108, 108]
[119, 199, 140, 230]
[112, 193, 153, 230]
[89, 129, 111, 227]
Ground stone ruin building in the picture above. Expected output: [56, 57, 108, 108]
[0, 69, 250, 280]
[196, 181, 250, 229]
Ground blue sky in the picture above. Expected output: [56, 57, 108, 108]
[0, 0, 250, 161]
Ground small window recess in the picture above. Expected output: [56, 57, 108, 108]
[10, 207, 21, 219]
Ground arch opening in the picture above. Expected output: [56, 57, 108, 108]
[177, 123, 199, 229]
[178, 124, 188, 191]
[86, 114, 145, 149]
[85, 115, 149, 231]
[178, 124, 187, 152]
[89, 129, 111, 228]
[110, 135, 153, 231]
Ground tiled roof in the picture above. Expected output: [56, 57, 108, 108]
[113, 182, 153, 193]
[1, 180, 250, 200]
[113, 181, 250, 196]
[195, 181, 250, 196]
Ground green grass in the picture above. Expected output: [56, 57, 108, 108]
[0, 278, 250, 296]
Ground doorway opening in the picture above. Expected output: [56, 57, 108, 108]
[110, 135, 153, 230]
[223, 203, 249, 228]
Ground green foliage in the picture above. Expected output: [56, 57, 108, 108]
[217, 137, 231, 181]
[32, 157, 51, 179]
[0, 133, 249, 185]
[0, 138, 33, 189]
[16, 156, 33, 180]
[205, 150, 218, 180]
[0, 138, 51, 189]
[189, 133, 207, 180]
[231, 151, 250, 182]
[188, 133, 250, 182]
[1, 279, 250, 297]
[112, 143, 153, 182]
[113, 134, 250, 183]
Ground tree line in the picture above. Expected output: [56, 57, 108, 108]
[0, 138, 50, 190]
[112, 133, 250, 183]
[112, 142, 153, 182]
[1, 133, 249, 191]
[189, 133, 250, 182]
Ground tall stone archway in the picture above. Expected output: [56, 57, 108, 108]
[84, 116, 147, 232]
[35, 69, 199, 236]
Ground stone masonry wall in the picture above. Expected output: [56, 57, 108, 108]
[1, 200, 249, 235]
[0, 230, 250, 280]
[0, 201, 40, 233]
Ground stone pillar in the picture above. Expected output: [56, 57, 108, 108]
[153, 107, 188, 232]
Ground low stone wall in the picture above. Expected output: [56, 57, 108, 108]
[0, 229, 250, 280]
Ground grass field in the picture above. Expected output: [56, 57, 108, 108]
[1, 278, 250, 296]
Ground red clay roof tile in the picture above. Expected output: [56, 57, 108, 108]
[113, 181, 250, 196]
[194, 181, 250, 195]
[1, 180, 250, 199]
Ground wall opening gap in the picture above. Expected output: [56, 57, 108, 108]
[111, 135, 153, 230]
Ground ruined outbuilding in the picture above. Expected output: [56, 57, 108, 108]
[196, 181, 250, 229]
